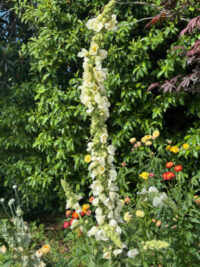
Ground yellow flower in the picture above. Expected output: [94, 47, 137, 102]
[41, 244, 51, 254]
[182, 143, 189, 150]
[152, 130, 160, 138]
[139, 172, 149, 180]
[141, 136, 147, 143]
[84, 155, 92, 163]
[82, 204, 90, 210]
[124, 212, 132, 222]
[145, 135, 152, 140]
[170, 146, 179, 154]
[145, 141, 152, 146]
[129, 137, 136, 144]
[0, 245, 7, 253]
[136, 210, 145, 218]
[166, 145, 171, 151]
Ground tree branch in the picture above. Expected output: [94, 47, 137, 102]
[116, 1, 161, 10]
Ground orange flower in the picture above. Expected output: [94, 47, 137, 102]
[124, 196, 131, 204]
[165, 162, 174, 168]
[174, 165, 183, 172]
[41, 244, 51, 254]
[72, 211, 79, 219]
[89, 196, 94, 203]
[65, 210, 71, 217]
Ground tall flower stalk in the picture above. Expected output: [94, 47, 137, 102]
[78, 0, 123, 258]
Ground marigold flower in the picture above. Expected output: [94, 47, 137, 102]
[163, 171, 175, 181]
[182, 143, 189, 150]
[174, 165, 183, 172]
[194, 195, 200, 205]
[72, 211, 79, 219]
[165, 162, 174, 168]
[139, 172, 149, 180]
[136, 210, 145, 218]
[84, 155, 92, 163]
[152, 130, 160, 138]
[41, 244, 51, 254]
[170, 146, 179, 154]
[166, 145, 171, 151]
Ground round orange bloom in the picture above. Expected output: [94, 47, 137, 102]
[65, 210, 71, 217]
[89, 196, 94, 203]
[156, 220, 162, 227]
[165, 162, 174, 168]
[41, 244, 51, 254]
[124, 196, 131, 204]
[174, 165, 183, 172]
[72, 211, 79, 219]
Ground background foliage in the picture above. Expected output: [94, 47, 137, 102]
[0, 0, 200, 213]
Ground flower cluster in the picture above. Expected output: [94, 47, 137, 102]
[130, 130, 160, 149]
[166, 143, 189, 154]
[63, 204, 91, 230]
[77, 0, 124, 257]
[163, 162, 183, 181]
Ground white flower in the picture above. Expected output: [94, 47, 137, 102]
[116, 226, 122, 234]
[152, 196, 163, 207]
[108, 180, 119, 192]
[35, 249, 43, 258]
[90, 42, 99, 55]
[96, 215, 105, 225]
[0, 245, 7, 253]
[73, 203, 81, 212]
[113, 249, 123, 257]
[87, 226, 98, 237]
[71, 220, 79, 229]
[86, 103, 94, 113]
[109, 192, 118, 202]
[8, 198, 15, 206]
[87, 142, 94, 151]
[109, 169, 117, 181]
[86, 18, 103, 32]
[92, 198, 99, 206]
[99, 49, 108, 60]
[97, 165, 106, 174]
[105, 15, 118, 31]
[99, 193, 107, 203]
[91, 180, 104, 196]
[94, 68, 107, 83]
[104, 198, 115, 209]
[88, 161, 97, 171]
[39, 262, 46, 267]
[95, 229, 108, 241]
[13, 185, 17, 190]
[91, 169, 98, 179]
[127, 248, 139, 258]
[0, 198, 5, 203]
[86, 18, 96, 30]
[109, 219, 118, 227]
[100, 133, 108, 144]
[107, 155, 114, 165]
[95, 207, 103, 216]
[103, 251, 111, 259]
[77, 48, 88, 58]
[108, 145, 116, 155]
[148, 186, 159, 193]
[108, 210, 114, 219]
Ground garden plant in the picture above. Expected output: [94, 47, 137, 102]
[0, 0, 200, 266]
